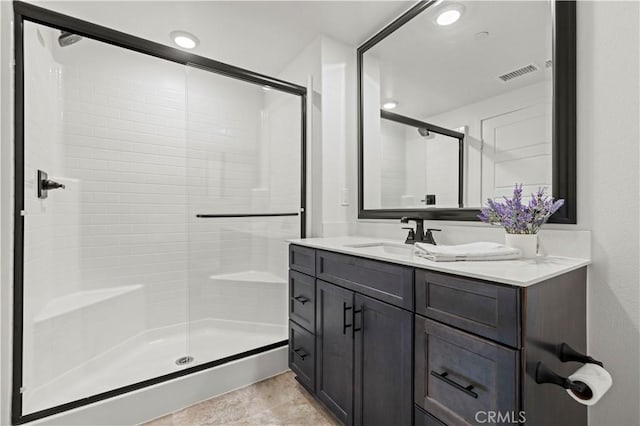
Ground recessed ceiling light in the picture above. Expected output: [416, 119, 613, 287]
[382, 100, 398, 110]
[170, 31, 199, 49]
[435, 4, 465, 26]
[436, 10, 460, 25]
[263, 85, 272, 91]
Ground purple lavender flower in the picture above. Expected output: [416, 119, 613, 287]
[478, 184, 564, 234]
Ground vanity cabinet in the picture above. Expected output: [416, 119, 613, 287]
[289, 245, 413, 426]
[289, 243, 588, 426]
[315, 281, 413, 426]
[414, 268, 587, 426]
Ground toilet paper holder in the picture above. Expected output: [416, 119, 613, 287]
[557, 342, 603, 367]
[535, 362, 589, 393]
[534, 342, 603, 391]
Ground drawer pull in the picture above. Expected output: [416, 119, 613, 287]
[293, 348, 309, 360]
[343, 302, 353, 334]
[293, 295, 310, 305]
[430, 371, 478, 399]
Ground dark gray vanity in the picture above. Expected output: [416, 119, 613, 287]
[288, 242, 588, 426]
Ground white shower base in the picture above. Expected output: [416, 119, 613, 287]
[30, 347, 289, 426]
[24, 318, 287, 415]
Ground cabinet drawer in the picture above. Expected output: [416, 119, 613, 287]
[289, 270, 315, 332]
[289, 320, 315, 391]
[316, 250, 413, 310]
[290, 245, 316, 276]
[415, 406, 446, 426]
[415, 270, 520, 347]
[415, 317, 519, 426]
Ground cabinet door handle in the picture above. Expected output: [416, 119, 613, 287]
[353, 307, 363, 336]
[293, 295, 309, 304]
[343, 302, 352, 335]
[430, 371, 478, 399]
[293, 348, 308, 360]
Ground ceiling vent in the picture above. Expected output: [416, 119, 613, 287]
[498, 64, 538, 82]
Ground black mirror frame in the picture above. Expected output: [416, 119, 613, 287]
[357, 0, 576, 223]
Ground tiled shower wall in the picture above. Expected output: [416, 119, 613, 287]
[58, 57, 299, 328]
[184, 68, 300, 322]
[22, 25, 300, 400]
[61, 57, 190, 330]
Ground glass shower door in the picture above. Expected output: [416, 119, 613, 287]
[20, 21, 190, 415]
[185, 66, 303, 366]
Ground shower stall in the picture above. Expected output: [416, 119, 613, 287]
[13, 3, 306, 423]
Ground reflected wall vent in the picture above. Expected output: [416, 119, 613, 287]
[498, 64, 538, 82]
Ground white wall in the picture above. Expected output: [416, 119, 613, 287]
[320, 36, 358, 236]
[277, 37, 323, 238]
[576, 2, 640, 425]
[277, 35, 357, 238]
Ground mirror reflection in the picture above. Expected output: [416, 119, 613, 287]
[362, 0, 553, 210]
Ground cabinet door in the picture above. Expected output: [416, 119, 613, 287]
[316, 280, 355, 425]
[354, 294, 412, 426]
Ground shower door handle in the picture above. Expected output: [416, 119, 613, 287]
[37, 170, 65, 199]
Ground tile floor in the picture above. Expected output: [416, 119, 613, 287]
[143, 371, 338, 425]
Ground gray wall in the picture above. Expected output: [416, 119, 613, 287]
[577, 2, 640, 425]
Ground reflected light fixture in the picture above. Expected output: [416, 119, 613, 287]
[382, 100, 398, 110]
[170, 31, 199, 49]
[435, 4, 464, 26]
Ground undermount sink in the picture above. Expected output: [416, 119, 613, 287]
[343, 241, 414, 256]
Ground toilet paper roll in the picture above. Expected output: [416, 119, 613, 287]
[566, 363, 613, 406]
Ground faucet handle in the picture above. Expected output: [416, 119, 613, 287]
[402, 227, 416, 244]
[424, 228, 441, 245]
[402, 227, 415, 235]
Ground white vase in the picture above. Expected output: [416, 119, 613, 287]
[504, 233, 538, 258]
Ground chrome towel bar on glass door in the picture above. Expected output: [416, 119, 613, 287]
[196, 213, 299, 218]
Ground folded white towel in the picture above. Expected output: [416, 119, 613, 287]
[413, 242, 521, 262]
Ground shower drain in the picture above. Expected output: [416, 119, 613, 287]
[175, 356, 195, 366]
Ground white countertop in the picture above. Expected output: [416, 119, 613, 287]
[288, 236, 590, 287]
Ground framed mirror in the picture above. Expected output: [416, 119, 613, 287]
[357, 0, 576, 223]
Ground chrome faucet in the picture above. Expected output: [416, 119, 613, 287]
[400, 217, 441, 245]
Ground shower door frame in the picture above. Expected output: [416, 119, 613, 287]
[12, 1, 307, 424]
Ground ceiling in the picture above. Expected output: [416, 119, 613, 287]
[365, 0, 553, 119]
[28, 0, 413, 77]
